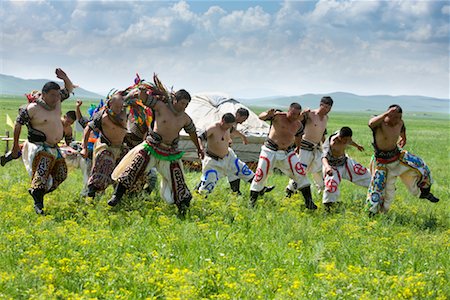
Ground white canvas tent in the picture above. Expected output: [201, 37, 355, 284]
[179, 93, 269, 162]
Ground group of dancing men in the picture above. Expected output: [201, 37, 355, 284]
[2, 69, 439, 216]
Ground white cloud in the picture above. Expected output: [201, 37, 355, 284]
[0, 0, 448, 99]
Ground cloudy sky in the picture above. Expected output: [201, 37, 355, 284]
[1, 0, 449, 99]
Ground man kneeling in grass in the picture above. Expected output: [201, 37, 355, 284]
[321, 127, 371, 210]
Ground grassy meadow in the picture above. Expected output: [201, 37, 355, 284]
[0, 97, 449, 299]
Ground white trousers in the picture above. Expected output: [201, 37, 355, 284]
[250, 146, 309, 192]
[323, 157, 371, 203]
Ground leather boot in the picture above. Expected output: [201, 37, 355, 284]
[300, 186, 317, 210]
[250, 190, 259, 207]
[419, 187, 439, 203]
[29, 188, 45, 215]
[229, 179, 241, 195]
[108, 183, 126, 206]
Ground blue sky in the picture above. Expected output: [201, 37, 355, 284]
[1, 0, 449, 99]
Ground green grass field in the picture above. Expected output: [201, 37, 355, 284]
[0, 97, 449, 299]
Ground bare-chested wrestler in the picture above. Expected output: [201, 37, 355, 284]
[198, 113, 274, 196]
[62, 110, 76, 145]
[286, 96, 333, 198]
[80, 93, 128, 198]
[12, 68, 73, 214]
[1, 109, 76, 167]
[322, 127, 371, 210]
[194, 107, 251, 194]
[250, 103, 316, 209]
[109, 88, 203, 215]
[366, 105, 439, 214]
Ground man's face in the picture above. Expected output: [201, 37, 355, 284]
[319, 103, 332, 115]
[42, 89, 61, 107]
[235, 114, 248, 124]
[174, 99, 189, 112]
[287, 107, 301, 120]
[340, 136, 352, 144]
[221, 121, 236, 131]
[64, 116, 75, 126]
[386, 111, 402, 124]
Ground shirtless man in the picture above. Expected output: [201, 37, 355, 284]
[322, 127, 371, 209]
[197, 113, 273, 196]
[1, 109, 76, 166]
[80, 93, 128, 198]
[12, 68, 73, 214]
[286, 96, 333, 198]
[250, 103, 315, 209]
[366, 105, 439, 214]
[62, 110, 76, 145]
[194, 107, 250, 194]
[109, 88, 203, 215]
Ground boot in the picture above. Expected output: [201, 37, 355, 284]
[300, 186, 317, 210]
[229, 179, 241, 195]
[1, 151, 16, 167]
[324, 202, 333, 212]
[261, 185, 275, 195]
[249, 190, 259, 207]
[419, 187, 439, 203]
[87, 185, 96, 198]
[285, 188, 294, 198]
[108, 183, 126, 206]
[29, 188, 45, 215]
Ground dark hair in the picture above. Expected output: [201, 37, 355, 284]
[388, 104, 402, 113]
[339, 126, 352, 137]
[222, 113, 236, 124]
[175, 89, 191, 102]
[289, 102, 302, 110]
[320, 96, 334, 106]
[66, 110, 76, 121]
[42, 81, 61, 94]
[236, 107, 249, 117]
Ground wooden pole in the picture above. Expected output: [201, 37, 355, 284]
[5, 131, 9, 153]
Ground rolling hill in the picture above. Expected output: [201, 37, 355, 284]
[0, 74, 103, 100]
[239, 92, 449, 114]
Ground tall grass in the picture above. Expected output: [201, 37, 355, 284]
[0, 98, 448, 299]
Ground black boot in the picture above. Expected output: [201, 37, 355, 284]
[29, 188, 45, 215]
[229, 179, 241, 195]
[419, 187, 439, 203]
[300, 186, 317, 210]
[285, 188, 294, 198]
[250, 190, 259, 207]
[1, 151, 16, 167]
[261, 185, 275, 195]
[324, 202, 333, 212]
[108, 183, 126, 206]
[87, 185, 96, 198]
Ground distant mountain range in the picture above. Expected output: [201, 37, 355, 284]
[0, 74, 104, 99]
[239, 92, 449, 114]
[1, 74, 448, 113]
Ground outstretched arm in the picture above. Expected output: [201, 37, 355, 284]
[350, 140, 365, 152]
[231, 129, 248, 145]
